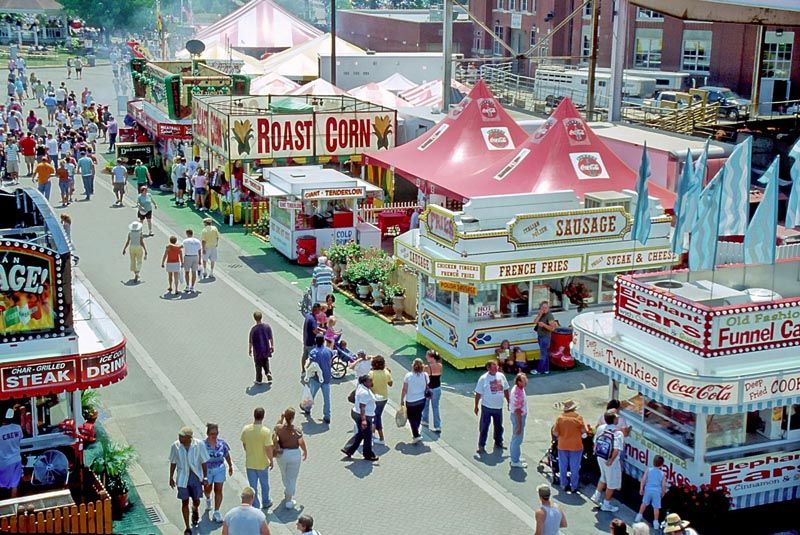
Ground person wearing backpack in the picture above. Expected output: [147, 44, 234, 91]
[591, 410, 624, 512]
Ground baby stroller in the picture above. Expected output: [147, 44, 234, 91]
[299, 286, 313, 316]
[330, 334, 355, 379]
[538, 436, 561, 483]
[538, 434, 601, 486]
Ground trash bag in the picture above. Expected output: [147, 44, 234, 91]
[300, 384, 314, 412]
[395, 405, 407, 428]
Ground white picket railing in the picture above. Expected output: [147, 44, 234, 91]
[716, 241, 800, 265]
[357, 202, 419, 224]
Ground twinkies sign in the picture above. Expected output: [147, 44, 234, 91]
[582, 336, 659, 389]
[663, 373, 739, 405]
[615, 284, 706, 349]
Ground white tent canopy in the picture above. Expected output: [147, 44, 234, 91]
[258, 33, 365, 80]
[250, 73, 301, 95]
[174, 42, 265, 74]
[290, 78, 346, 96]
[631, 0, 800, 24]
[348, 83, 412, 109]
[377, 73, 418, 93]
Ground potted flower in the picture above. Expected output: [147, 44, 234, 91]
[345, 261, 372, 299]
[90, 438, 137, 517]
[81, 389, 100, 423]
[388, 284, 407, 320]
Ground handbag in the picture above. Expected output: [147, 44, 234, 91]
[395, 405, 407, 427]
[347, 389, 356, 404]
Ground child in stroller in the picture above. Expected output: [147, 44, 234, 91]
[330, 335, 356, 379]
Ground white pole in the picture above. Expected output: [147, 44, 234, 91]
[442, 0, 454, 111]
[608, 0, 629, 122]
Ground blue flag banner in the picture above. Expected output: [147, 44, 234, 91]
[672, 149, 700, 254]
[632, 143, 651, 245]
[718, 137, 751, 236]
[694, 138, 710, 184]
[744, 157, 780, 265]
[786, 138, 800, 228]
[689, 168, 723, 271]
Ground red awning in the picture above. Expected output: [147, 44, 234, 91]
[128, 99, 193, 141]
[472, 98, 675, 208]
[363, 80, 529, 200]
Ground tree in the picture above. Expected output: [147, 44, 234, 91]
[60, 0, 154, 30]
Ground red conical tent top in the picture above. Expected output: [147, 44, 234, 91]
[471, 98, 674, 207]
[363, 80, 528, 199]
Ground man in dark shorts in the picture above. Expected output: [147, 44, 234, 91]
[136, 185, 156, 236]
[176, 157, 188, 206]
[249, 311, 274, 384]
[169, 427, 209, 535]
[0, 408, 23, 498]
[301, 304, 320, 379]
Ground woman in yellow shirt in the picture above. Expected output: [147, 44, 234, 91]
[368, 355, 393, 445]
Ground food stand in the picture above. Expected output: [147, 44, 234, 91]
[572, 261, 800, 510]
[192, 94, 397, 221]
[244, 166, 382, 262]
[0, 187, 127, 511]
[394, 191, 677, 369]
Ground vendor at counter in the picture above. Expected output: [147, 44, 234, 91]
[0, 408, 23, 498]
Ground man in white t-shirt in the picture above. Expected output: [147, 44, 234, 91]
[591, 410, 625, 512]
[5, 138, 19, 183]
[473, 359, 510, 453]
[222, 486, 270, 535]
[45, 133, 59, 168]
[110, 159, 128, 205]
[0, 408, 23, 497]
[181, 229, 203, 292]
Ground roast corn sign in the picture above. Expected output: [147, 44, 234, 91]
[508, 207, 631, 248]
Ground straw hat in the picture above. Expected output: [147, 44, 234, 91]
[560, 399, 579, 412]
[128, 221, 143, 232]
[663, 513, 690, 533]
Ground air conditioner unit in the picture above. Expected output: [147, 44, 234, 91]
[584, 191, 632, 214]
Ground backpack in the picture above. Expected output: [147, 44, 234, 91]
[594, 428, 616, 460]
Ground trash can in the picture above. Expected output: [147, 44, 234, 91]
[549, 327, 576, 369]
[87, 54, 96, 67]
[296, 235, 317, 266]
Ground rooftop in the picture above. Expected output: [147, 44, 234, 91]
[343, 8, 470, 23]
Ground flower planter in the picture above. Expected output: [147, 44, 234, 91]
[356, 284, 371, 299]
[392, 295, 406, 320]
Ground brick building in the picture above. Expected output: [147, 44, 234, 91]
[337, 8, 473, 54]
[470, 0, 800, 103]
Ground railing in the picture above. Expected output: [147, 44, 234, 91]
[0, 499, 113, 534]
[717, 241, 800, 265]
[631, 101, 720, 134]
[357, 202, 419, 224]
[241, 201, 269, 235]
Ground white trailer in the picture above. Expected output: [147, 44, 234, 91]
[533, 66, 657, 108]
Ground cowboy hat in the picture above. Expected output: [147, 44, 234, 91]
[663, 513, 690, 533]
[561, 400, 579, 412]
[129, 221, 143, 232]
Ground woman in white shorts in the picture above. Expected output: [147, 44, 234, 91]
[160, 235, 183, 295]
[202, 423, 233, 523]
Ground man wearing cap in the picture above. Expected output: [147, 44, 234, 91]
[311, 257, 333, 304]
[169, 427, 209, 535]
[663, 513, 698, 534]
[534, 484, 567, 535]
[591, 410, 625, 512]
[201, 218, 220, 278]
[0, 408, 23, 498]
[222, 486, 270, 535]
[551, 399, 588, 494]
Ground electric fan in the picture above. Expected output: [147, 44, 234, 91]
[31, 450, 70, 486]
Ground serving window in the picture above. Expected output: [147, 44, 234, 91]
[618, 384, 695, 454]
[469, 284, 499, 321]
[4, 394, 74, 440]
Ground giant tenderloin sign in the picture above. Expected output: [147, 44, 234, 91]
[508, 207, 631, 248]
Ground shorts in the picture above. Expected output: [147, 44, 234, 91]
[177, 178, 187, 190]
[88, 133, 97, 142]
[24, 154, 34, 165]
[6, 160, 18, 174]
[206, 464, 227, 484]
[194, 187, 206, 195]
[59, 181, 70, 195]
[166, 262, 181, 273]
[204, 247, 218, 262]
[138, 210, 152, 221]
[0, 461, 22, 489]
[598, 459, 622, 490]
[184, 255, 199, 271]
[113, 182, 125, 194]
[177, 472, 203, 501]
[642, 488, 662, 509]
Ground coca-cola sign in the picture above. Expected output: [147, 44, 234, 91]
[663, 374, 739, 405]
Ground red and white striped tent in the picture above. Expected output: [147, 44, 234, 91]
[290, 78, 347, 96]
[377, 73, 418, 94]
[250, 72, 301, 95]
[194, 0, 321, 52]
[400, 79, 470, 109]
[348, 83, 413, 110]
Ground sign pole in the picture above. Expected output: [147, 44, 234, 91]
[442, 0, 454, 111]
[585, 0, 601, 121]
[331, 0, 337, 86]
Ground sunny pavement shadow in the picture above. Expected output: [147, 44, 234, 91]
[394, 442, 431, 456]
[245, 383, 271, 396]
[300, 418, 329, 436]
[343, 459, 375, 479]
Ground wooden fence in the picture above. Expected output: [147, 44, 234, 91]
[241, 202, 270, 235]
[357, 202, 418, 224]
[0, 499, 113, 534]
[717, 241, 800, 265]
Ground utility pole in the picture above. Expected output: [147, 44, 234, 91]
[331, 0, 337, 86]
[442, 0, 454, 110]
[750, 24, 764, 119]
[608, 0, 628, 121]
[585, 0, 601, 121]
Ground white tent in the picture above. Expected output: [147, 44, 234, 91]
[400, 79, 470, 108]
[250, 73, 301, 95]
[258, 33, 365, 80]
[631, 0, 800, 24]
[377, 73, 418, 94]
[348, 83, 413, 109]
[290, 78, 346, 96]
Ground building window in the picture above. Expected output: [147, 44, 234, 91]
[581, 24, 591, 62]
[520, 0, 528, 12]
[633, 28, 662, 69]
[493, 23, 503, 56]
[636, 8, 663, 20]
[762, 31, 794, 79]
[509, 0, 515, 11]
[530, 26, 537, 47]
[496, 0, 503, 10]
[583, 1, 592, 17]
[681, 30, 712, 73]
[474, 30, 483, 53]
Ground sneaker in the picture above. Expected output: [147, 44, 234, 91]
[412, 436, 422, 444]
[267, 373, 273, 382]
[261, 501, 273, 510]
[531, 370, 539, 375]
[590, 491, 602, 504]
[653, 520, 660, 531]
[285, 500, 295, 510]
[509, 461, 528, 468]
[634, 514, 643, 523]
[430, 427, 441, 433]
[212, 511, 223, 523]
[205, 498, 212, 511]
[600, 502, 619, 512]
